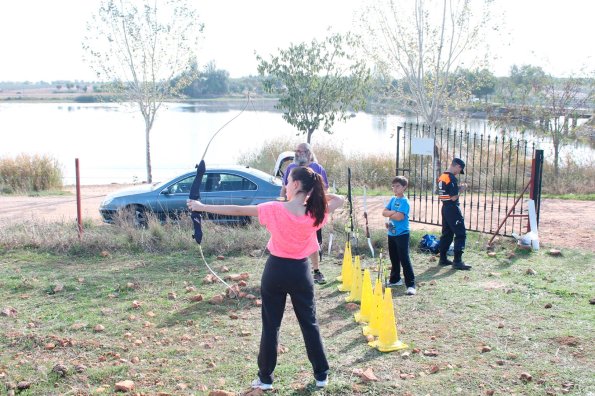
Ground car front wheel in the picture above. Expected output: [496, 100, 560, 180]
[120, 205, 148, 228]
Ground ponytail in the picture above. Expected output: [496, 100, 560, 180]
[290, 166, 327, 226]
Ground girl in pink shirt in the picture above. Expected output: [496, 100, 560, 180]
[188, 166, 343, 391]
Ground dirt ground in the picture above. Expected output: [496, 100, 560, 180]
[1, 184, 594, 252]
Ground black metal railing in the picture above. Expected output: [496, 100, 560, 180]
[396, 123, 543, 236]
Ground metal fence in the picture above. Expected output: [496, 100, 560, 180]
[395, 123, 543, 237]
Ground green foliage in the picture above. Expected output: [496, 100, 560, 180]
[178, 60, 230, 97]
[0, 153, 63, 193]
[257, 32, 371, 143]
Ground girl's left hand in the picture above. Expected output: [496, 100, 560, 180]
[187, 199, 205, 212]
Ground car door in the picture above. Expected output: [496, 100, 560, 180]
[211, 172, 258, 206]
[154, 174, 201, 216]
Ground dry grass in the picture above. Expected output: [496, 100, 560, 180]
[0, 153, 63, 194]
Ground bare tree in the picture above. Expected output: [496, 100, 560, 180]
[361, 0, 493, 127]
[527, 74, 594, 176]
[83, 0, 203, 182]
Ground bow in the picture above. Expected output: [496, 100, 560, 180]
[346, 167, 358, 255]
[189, 94, 251, 297]
[363, 186, 375, 258]
[327, 180, 336, 256]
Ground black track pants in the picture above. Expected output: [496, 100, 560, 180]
[387, 233, 415, 287]
[440, 202, 466, 256]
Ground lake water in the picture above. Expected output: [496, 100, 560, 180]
[1, 102, 592, 185]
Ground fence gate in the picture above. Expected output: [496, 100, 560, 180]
[396, 123, 543, 237]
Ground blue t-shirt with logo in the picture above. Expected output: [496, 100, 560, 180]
[386, 196, 410, 236]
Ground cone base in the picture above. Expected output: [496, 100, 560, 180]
[362, 325, 379, 337]
[368, 340, 408, 352]
[336, 276, 342, 282]
[354, 312, 369, 323]
[337, 284, 351, 292]
[345, 295, 360, 303]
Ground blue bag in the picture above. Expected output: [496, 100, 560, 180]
[419, 234, 440, 253]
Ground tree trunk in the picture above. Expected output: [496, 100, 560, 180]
[145, 125, 152, 183]
[307, 129, 314, 144]
[553, 143, 560, 177]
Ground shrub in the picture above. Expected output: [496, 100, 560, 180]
[0, 153, 63, 193]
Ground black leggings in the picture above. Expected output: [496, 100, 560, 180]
[257, 255, 329, 384]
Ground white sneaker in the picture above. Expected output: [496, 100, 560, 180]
[406, 287, 416, 295]
[386, 279, 404, 287]
[315, 377, 329, 388]
[251, 378, 273, 390]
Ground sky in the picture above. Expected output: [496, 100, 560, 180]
[0, 0, 593, 82]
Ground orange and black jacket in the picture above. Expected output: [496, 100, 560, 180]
[437, 172, 459, 204]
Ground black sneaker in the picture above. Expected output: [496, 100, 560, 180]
[438, 258, 453, 266]
[452, 261, 472, 270]
[313, 270, 327, 284]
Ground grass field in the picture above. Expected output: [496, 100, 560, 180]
[0, 226, 593, 395]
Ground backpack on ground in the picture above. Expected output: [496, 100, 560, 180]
[419, 234, 440, 253]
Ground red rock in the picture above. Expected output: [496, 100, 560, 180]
[208, 390, 235, 396]
[520, 372, 532, 382]
[190, 294, 203, 302]
[114, 380, 135, 392]
[360, 368, 379, 382]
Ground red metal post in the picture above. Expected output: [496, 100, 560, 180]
[75, 158, 83, 239]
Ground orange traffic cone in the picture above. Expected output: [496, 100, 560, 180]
[368, 288, 408, 352]
[346, 256, 362, 302]
[362, 278, 382, 336]
[354, 268, 373, 323]
[337, 241, 353, 291]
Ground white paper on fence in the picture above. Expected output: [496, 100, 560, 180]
[411, 137, 435, 156]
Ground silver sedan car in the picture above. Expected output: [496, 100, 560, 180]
[99, 165, 282, 226]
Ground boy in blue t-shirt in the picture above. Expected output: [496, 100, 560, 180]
[382, 176, 416, 295]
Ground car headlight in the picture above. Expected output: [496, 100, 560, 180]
[100, 197, 114, 207]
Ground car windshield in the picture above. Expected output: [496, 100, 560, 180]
[248, 167, 282, 185]
[151, 180, 169, 190]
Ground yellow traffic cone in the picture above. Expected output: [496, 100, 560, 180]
[346, 256, 362, 302]
[354, 268, 373, 323]
[362, 278, 382, 336]
[336, 241, 351, 283]
[337, 242, 353, 291]
[369, 288, 408, 352]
